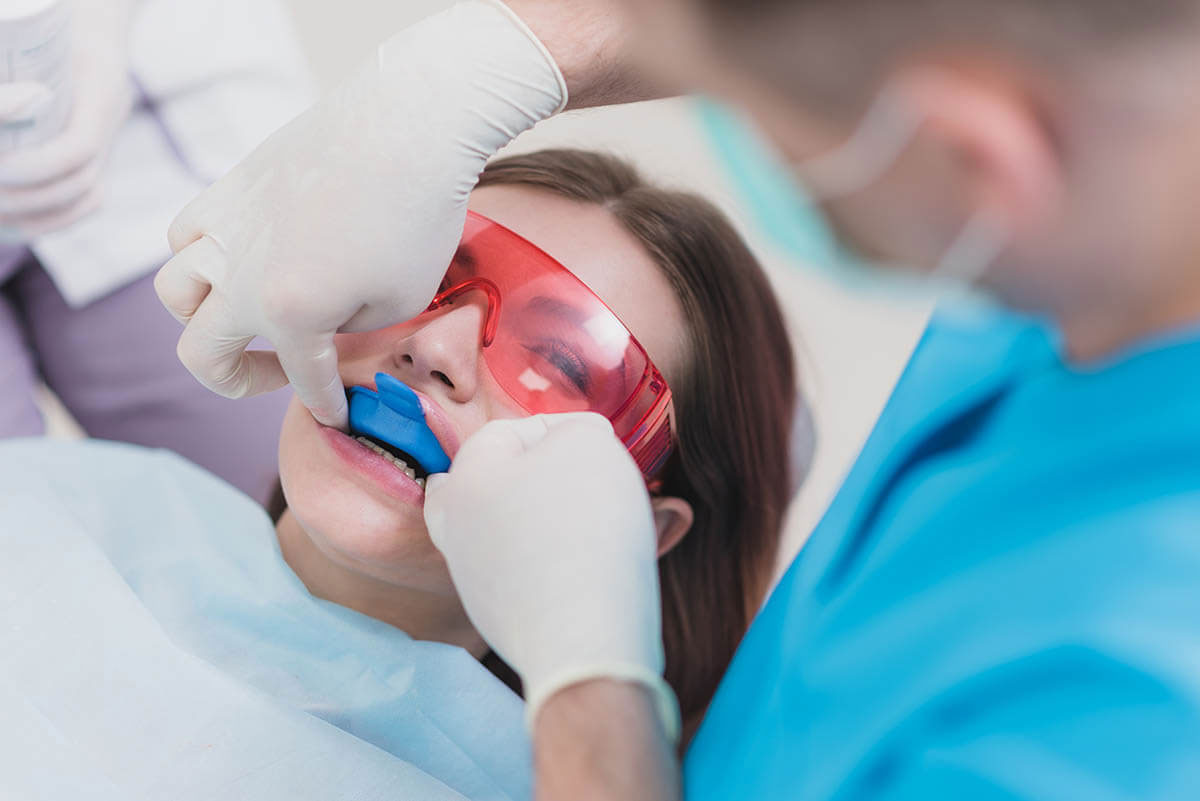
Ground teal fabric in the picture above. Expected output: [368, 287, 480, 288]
[696, 98, 996, 314]
[696, 99, 838, 268]
[685, 307, 1200, 800]
[0, 440, 529, 800]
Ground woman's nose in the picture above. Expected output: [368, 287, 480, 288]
[392, 302, 486, 402]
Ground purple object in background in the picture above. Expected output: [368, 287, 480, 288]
[0, 244, 289, 504]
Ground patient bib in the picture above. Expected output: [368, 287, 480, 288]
[0, 439, 530, 801]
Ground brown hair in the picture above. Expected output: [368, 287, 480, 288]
[270, 149, 801, 739]
[477, 149, 798, 737]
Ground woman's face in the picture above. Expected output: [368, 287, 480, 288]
[277, 184, 689, 595]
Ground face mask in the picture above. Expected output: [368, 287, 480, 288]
[697, 89, 1008, 301]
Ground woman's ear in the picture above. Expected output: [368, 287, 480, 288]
[650, 496, 694, 558]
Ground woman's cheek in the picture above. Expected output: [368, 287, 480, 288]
[332, 331, 374, 364]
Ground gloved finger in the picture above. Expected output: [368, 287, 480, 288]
[505, 412, 614, 451]
[0, 120, 103, 186]
[155, 236, 222, 323]
[424, 413, 616, 549]
[167, 192, 210, 253]
[449, 417, 551, 472]
[275, 333, 348, 429]
[533, 411, 614, 436]
[0, 82, 53, 123]
[452, 412, 611, 470]
[422, 420, 539, 530]
[423, 471, 470, 549]
[0, 185, 102, 239]
[0, 155, 103, 216]
[175, 295, 288, 399]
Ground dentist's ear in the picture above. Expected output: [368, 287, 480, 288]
[650, 497, 694, 558]
[900, 64, 1065, 234]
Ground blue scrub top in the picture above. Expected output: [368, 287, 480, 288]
[686, 307, 1200, 800]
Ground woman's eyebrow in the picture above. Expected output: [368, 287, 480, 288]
[525, 294, 587, 325]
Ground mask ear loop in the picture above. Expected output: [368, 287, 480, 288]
[793, 83, 926, 199]
[932, 207, 1010, 287]
[792, 80, 1011, 288]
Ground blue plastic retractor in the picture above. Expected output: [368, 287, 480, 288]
[347, 373, 451, 475]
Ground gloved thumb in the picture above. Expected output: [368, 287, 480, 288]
[453, 412, 612, 469]
[0, 82, 53, 126]
[507, 412, 614, 450]
[423, 413, 613, 541]
[422, 471, 457, 549]
[424, 472, 449, 495]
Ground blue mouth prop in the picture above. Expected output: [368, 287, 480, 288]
[347, 373, 451, 475]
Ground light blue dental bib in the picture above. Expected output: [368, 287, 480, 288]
[0, 440, 529, 801]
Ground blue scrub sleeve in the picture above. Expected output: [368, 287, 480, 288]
[867, 647, 1200, 801]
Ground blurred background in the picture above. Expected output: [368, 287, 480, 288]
[42, 0, 932, 575]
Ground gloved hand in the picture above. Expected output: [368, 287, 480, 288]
[424, 413, 681, 742]
[154, 0, 567, 429]
[0, 0, 135, 239]
[0, 82, 54, 127]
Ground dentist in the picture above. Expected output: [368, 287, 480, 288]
[157, 1, 1200, 799]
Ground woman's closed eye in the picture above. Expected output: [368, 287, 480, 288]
[524, 340, 591, 393]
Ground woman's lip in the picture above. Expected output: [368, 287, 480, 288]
[409, 388, 461, 461]
[318, 423, 426, 506]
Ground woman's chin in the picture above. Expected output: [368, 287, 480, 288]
[325, 517, 436, 571]
[279, 404, 436, 572]
[284, 484, 446, 583]
[283, 464, 429, 555]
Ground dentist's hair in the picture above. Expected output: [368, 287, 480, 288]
[476, 149, 802, 739]
[695, 0, 1200, 111]
[701, 0, 1198, 41]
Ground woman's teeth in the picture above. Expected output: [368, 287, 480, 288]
[354, 435, 426, 488]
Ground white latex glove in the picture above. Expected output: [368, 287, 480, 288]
[155, 0, 567, 428]
[424, 413, 682, 742]
[0, 82, 54, 126]
[0, 0, 135, 239]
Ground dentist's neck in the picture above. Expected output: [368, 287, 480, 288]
[1056, 271, 1200, 364]
[275, 511, 487, 656]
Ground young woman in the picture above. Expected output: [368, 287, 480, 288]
[0, 149, 799, 798]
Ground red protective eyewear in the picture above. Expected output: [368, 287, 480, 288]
[423, 211, 675, 483]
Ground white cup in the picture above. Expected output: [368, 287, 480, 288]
[0, 0, 72, 151]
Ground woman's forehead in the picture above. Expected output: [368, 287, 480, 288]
[466, 185, 688, 382]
